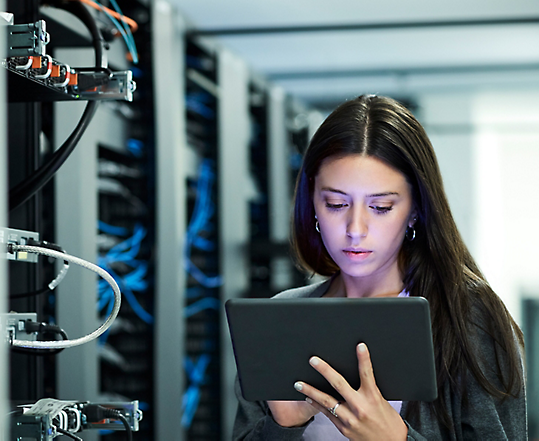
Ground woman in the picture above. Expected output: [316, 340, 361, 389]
[232, 95, 527, 440]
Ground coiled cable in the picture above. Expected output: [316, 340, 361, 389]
[7, 244, 121, 349]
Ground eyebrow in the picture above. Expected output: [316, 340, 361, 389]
[320, 187, 400, 198]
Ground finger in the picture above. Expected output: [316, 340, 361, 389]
[294, 379, 343, 413]
[305, 396, 345, 426]
[356, 342, 376, 393]
[308, 356, 357, 403]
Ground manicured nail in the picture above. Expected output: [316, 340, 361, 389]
[309, 357, 320, 366]
[358, 343, 367, 353]
[306, 397, 313, 404]
[294, 382, 303, 391]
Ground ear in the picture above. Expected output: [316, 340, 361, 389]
[408, 209, 418, 228]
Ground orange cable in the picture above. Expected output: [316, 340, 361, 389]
[70, 0, 139, 33]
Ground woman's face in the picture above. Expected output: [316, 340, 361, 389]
[313, 154, 416, 290]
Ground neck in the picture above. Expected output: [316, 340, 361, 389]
[333, 271, 404, 298]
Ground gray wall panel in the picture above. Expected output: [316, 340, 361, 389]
[152, 2, 188, 440]
[218, 48, 251, 440]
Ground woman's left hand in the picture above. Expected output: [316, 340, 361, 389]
[294, 343, 408, 441]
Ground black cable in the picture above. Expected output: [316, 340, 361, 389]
[115, 412, 133, 441]
[9, 101, 98, 211]
[11, 322, 69, 356]
[56, 427, 84, 441]
[9, 287, 50, 299]
[8, 1, 107, 212]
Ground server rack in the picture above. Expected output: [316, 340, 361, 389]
[183, 35, 221, 441]
[0, 0, 8, 436]
[96, 2, 155, 438]
[248, 79, 272, 297]
[4, 1, 151, 439]
[247, 79, 299, 297]
[6, 0, 51, 408]
[53, 2, 159, 440]
[2, 3, 313, 440]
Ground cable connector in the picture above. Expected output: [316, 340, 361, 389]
[82, 404, 134, 440]
[83, 404, 122, 423]
[75, 70, 112, 91]
[23, 321, 67, 340]
[72, 69, 136, 101]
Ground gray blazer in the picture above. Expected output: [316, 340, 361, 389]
[232, 280, 528, 440]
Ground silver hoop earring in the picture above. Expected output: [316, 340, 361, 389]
[315, 220, 320, 233]
[405, 226, 416, 241]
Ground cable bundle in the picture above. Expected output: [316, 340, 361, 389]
[71, 0, 139, 64]
[8, 0, 106, 212]
[184, 159, 222, 288]
[182, 159, 222, 429]
[97, 221, 153, 346]
[186, 91, 215, 120]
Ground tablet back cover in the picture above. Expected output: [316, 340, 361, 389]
[226, 297, 437, 402]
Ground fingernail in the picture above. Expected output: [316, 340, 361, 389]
[294, 382, 303, 391]
[306, 397, 313, 404]
[358, 343, 367, 353]
[309, 357, 319, 366]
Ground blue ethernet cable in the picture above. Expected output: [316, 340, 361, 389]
[186, 96, 215, 119]
[88, 0, 138, 64]
[98, 220, 129, 237]
[184, 297, 220, 318]
[184, 159, 222, 287]
[126, 139, 144, 157]
[181, 354, 211, 427]
[109, 0, 138, 64]
[181, 159, 223, 426]
[97, 223, 154, 336]
[98, 257, 153, 325]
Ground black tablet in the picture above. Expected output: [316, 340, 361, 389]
[225, 296, 437, 402]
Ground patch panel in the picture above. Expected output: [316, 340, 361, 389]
[4, 15, 136, 102]
[4, 55, 136, 101]
[6, 19, 50, 57]
[0, 312, 38, 343]
[10, 399, 143, 439]
[0, 226, 39, 263]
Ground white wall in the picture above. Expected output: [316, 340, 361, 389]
[475, 91, 539, 325]
[418, 89, 539, 326]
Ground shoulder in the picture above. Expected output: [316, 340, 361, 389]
[465, 290, 525, 393]
[467, 291, 521, 350]
[272, 279, 330, 299]
[466, 293, 511, 357]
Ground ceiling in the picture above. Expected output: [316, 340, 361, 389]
[171, 0, 539, 108]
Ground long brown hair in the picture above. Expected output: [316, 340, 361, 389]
[291, 95, 524, 429]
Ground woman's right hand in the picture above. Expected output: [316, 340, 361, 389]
[267, 400, 319, 427]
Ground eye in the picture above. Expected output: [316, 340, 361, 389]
[326, 203, 347, 210]
[370, 205, 393, 214]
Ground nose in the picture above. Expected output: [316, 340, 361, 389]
[347, 206, 368, 240]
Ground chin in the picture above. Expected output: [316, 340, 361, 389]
[338, 265, 375, 279]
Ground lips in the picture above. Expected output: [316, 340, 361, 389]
[343, 248, 371, 253]
[342, 248, 372, 260]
